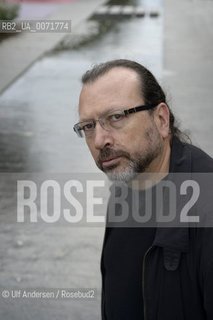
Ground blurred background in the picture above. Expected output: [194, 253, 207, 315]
[0, 0, 213, 319]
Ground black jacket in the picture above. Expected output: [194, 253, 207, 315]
[101, 137, 213, 320]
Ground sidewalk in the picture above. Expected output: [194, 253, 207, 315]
[0, 0, 105, 94]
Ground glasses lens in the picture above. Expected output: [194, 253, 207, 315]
[74, 121, 96, 138]
[82, 121, 96, 137]
[74, 111, 127, 138]
[105, 111, 126, 129]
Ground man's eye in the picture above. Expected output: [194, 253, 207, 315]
[82, 122, 94, 131]
[109, 113, 124, 122]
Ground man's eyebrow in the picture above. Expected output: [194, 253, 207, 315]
[79, 117, 93, 122]
[79, 107, 122, 122]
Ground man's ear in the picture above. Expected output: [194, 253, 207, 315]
[153, 103, 170, 138]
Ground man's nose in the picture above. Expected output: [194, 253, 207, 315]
[93, 122, 114, 150]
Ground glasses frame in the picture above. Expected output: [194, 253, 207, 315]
[73, 104, 156, 138]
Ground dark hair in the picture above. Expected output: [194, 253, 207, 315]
[82, 59, 188, 142]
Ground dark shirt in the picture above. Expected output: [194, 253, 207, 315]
[103, 227, 156, 319]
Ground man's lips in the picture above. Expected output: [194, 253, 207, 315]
[97, 149, 130, 170]
[101, 156, 122, 168]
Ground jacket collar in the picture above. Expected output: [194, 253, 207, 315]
[169, 136, 192, 173]
[153, 137, 192, 252]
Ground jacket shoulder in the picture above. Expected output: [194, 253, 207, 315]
[184, 142, 213, 172]
[171, 137, 213, 173]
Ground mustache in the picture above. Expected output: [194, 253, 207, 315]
[97, 147, 130, 166]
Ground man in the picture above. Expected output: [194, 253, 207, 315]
[74, 59, 213, 319]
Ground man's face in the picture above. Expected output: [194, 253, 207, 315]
[78, 67, 165, 182]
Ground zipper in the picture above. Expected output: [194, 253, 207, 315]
[142, 245, 154, 320]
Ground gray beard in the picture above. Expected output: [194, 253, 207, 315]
[105, 147, 161, 182]
[105, 160, 138, 183]
[102, 126, 163, 183]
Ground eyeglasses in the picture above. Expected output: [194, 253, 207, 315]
[73, 104, 156, 138]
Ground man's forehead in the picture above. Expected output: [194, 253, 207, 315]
[81, 67, 140, 97]
[87, 67, 139, 86]
[78, 67, 142, 119]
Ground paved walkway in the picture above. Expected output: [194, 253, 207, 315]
[0, 0, 105, 94]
